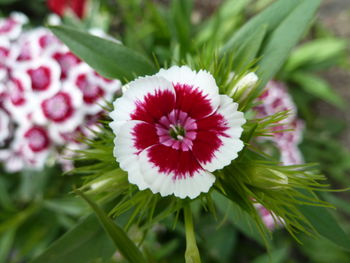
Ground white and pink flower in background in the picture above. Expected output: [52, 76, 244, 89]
[110, 66, 246, 199]
[253, 80, 304, 230]
[0, 13, 121, 172]
[255, 80, 304, 166]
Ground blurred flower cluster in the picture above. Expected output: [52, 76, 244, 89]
[255, 81, 304, 165]
[0, 13, 121, 173]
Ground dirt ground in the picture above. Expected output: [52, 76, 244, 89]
[319, 0, 350, 147]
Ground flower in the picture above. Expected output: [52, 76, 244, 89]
[47, 0, 87, 19]
[0, 12, 28, 40]
[110, 66, 246, 199]
[229, 72, 258, 98]
[254, 203, 283, 230]
[255, 81, 304, 165]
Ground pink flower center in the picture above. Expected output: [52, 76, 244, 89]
[75, 74, 105, 104]
[27, 66, 51, 91]
[24, 126, 50, 152]
[41, 92, 74, 122]
[155, 110, 197, 151]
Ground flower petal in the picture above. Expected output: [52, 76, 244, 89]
[138, 148, 215, 198]
[114, 120, 159, 190]
[156, 65, 220, 116]
[193, 95, 245, 172]
[109, 76, 175, 132]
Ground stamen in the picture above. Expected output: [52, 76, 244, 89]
[177, 135, 184, 140]
[169, 124, 186, 140]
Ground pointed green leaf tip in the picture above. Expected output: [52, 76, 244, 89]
[49, 25, 156, 82]
[75, 190, 148, 263]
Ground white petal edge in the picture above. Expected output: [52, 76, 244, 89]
[139, 148, 215, 199]
[200, 95, 246, 172]
[113, 120, 149, 190]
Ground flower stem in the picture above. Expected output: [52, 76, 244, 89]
[184, 204, 201, 263]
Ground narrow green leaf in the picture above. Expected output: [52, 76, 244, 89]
[298, 204, 350, 251]
[169, 0, 193, 57]
[49, 25, 156, 81]
[234, 24, 267, 71]
[256, 0, 322, 89]
[0, 229, 15, 263]
[196, 0, 250, 46]
[76, 190, 147, 263]
[221, 0, 302, 53]
[0, 177, 15, 211]
[291, 72, 346, 109]
[285, 38, 348, 72]
[31, 215, 115, 263]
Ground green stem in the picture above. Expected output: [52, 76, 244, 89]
[184, 204, 201, 263]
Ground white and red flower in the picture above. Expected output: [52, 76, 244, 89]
[0, 12, 28, 40]
[110, 66, 246, 199]
[68, 64, 121, 114]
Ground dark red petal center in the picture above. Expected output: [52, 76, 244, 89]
[75, 74, 105, 104]
[28, 66, 51, 91]
[24, 126, 50, 152]
[53, 51, 80, 79]
[41, 91, 74, 122]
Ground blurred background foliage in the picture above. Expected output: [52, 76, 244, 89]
[0, 0, 350, 262]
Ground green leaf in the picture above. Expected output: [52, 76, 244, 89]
[221, 0, 303, 53]
[0, 229, 15, 263]
[196, 0, 250, 46]
[31, 215, 115, 263]
[290, 72, 346, 109]
[285, 38, 348, 72]
[0, 177, 15, 211]
[213, 192, 267, 246]
[256, 0, 322, 89]
[252, 247, 289, 263]
[76, 190, 148, 263]
[233, 24, 267, 71]
[49, 25, 156, 81]
[169, 0, 193, 58]
[298, 204, 350, 251]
